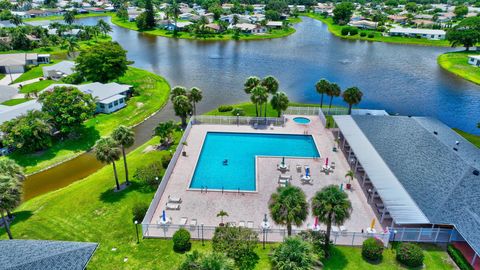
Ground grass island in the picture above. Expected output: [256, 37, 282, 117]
[438, 51, 480, 85]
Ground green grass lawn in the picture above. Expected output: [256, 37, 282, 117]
[111, 14, 297, 41]
[19, 79, 55, 94]
[0, 73, 5, 80]
[0, 98, 31, 106]
[24, 12, 114, 22]
[12, 62, 57, 84]
[5, 67, 170, 174]
[303, 13, 450, 47]
[438, 51, 480, 85]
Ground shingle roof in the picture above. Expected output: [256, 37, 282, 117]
[0, 100, 42, 125]
[42, 61, 75, 76]
[0, 240, 98, 270]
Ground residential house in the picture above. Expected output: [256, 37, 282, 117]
[349, 20, 378, 30]
[179, 12, 195, 21]
[387, 15, 407, 23]
[468, 55, 480, 67]
[412, 19, 435, 27]
[42, 61, 75, 80]
[288, 5, 305, 12]
[414, 14, 433, 20]
[221, 3, 233, 11]
[232, 23, 266, 34]
[0, 53, 50, 74]
[314, 3, 334, 14]
[388, 28, 446, 40]
[166, 21, 193, 31]
[266, 21, 283, 29]
[252, 4, 265, 14]
[205, 23, 221, 32]
[127, 8, 143, 21]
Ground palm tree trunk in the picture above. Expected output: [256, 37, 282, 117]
[287, 222, 292, 236]
[264, 102, 267, 117]
[193, 102, 196, 116]
[255, 104, 258, 117]
[181, 116, 187, 128]
[320, 94, 324, 108]
[348, 104, 353, 115]
[112, 161, 120, 190]
[1, 210, 13, 239]
[122, 146, 129, 185]
[6, 209, 13, 219]
[325, 215, 332, 256]
[328, 96, 334, 114]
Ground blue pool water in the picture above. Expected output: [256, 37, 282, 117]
[293, 117, 311, 124]
[190, 132, 320, 191]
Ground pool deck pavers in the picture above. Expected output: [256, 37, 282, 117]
[147, 115, 382, 241]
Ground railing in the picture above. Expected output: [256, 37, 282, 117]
[143, 223, 391, 246]
[284, 106, 320, 116]
[388, 227, 454, 243]
[322, 107, 349, 116]
[141, 120, 193, 227]
[192, 115, 285, 126]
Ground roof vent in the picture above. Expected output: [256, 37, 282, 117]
[433, 131, 438, 135]
[453, 147, 458, 151]
[473, 170, 479, 176]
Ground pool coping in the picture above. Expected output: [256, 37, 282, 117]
[186, 131, 322, 193]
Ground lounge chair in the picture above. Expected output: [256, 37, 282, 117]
[166, 203, 180, 210]
[190, 219, 197, 228]
[279, 174, 292, 180]
[238, 221, 246, 227]
[157, 217, 172, 225]
[296, 164, 302, 173]
[247, 221, 254, 229]
[278, 178, 289, 185]
[300, 176, 313, 184]
[330, 162, 336, 169]
[226, 222, 236, 227]
[180, 217, 188, 226]
[168, 195, 182, 203]
[277, 164, 290, 172]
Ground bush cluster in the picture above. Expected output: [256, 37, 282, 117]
[341, 26, 359, 36]
[362, 238, 384, 261]
[162, 154, 172, 169]
[360, 32, 367, 37]
[218, 105, 233, 112]
[173, 228, 192, 253]
[447, 244, 474, 270]
[368, 33, 375, 38]
[131, 202, 149, 222]
[231, 107, 245, 116]
[133, 161, 162, 187]
[396, 243, 424, 267]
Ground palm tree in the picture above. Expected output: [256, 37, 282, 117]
[0, 159, 24, 219]
[271, 237, 314, 269]
[9, 15, 22, 26]
[96, 19, 112, 37]
[111, 126, 135, 186]
[188, 87, 203, 115]
[216, 210, 229, 225]
[172, 95, 192, 128]
[270, 92, 289, 117]
[326, 82, 341, 113]
[94, 137, 122, 190]
[250, 86, 268, 117]
[64, 37, 80, 58]
[315, 79, 330, 108]
[269, 186, 308, 236]
[232, 14, 239, 25]
[311, 185, 352, 255]
[154, 120, 176, 146]
[0, 174, 22, 239]
[168, 1, 180, 36]
[342, 87, 363, 115]
[345, 170, 354, 188]
[261, 76, 279, 117]
[170, 86, 187, 102]
[243, 76, 260, 94]
[63, 10, 76, 25]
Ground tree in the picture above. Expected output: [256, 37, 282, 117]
[144, 0, 156, 28]
[0, 110, 53, 153]
[244, 76, 261, 94]
[63, 10, 76, 25]
[116, 7, 128, 21]
[333, 2, 354, 25]
[96, 19, 112, 37]
[94, 137, 122, 190]
[212, 226, 259, 270]
[0, 173, 22, 239]
[311, 185, 352, 255]
[75, 41, 129, 83]
[64, 37, 80, 58]
[265, 10, 281, 21]
[270, 92, 289, 117]
[111, 126, 135, 185]
[178, 251, 235, 270]
[269, 186, 308, 236]
[171, 86, 188, 102]
[271, 237, 314, 270]
[446, 17, 480, 51]
[168, 1, 180, 35]
[136, 12, 149, 30]
[454, 5, 468, 18]
[172, 95, 192, 128]
[0, 159, 24, 219]
[250, 86, 268, 117]
[9, 14, 22, 26]
[405, 2, 417, 13]
[261, 76, 279, 117]
[39, 86, 96, 135]
[154, 121, 176, 146]
[188, 87, 203, 116]
[232, 14, 239, 25]
[342, 86, 363, 114]
[326, 82, 341, 111]
[315, 79, 330, 108]
[216, 210, 228, 225]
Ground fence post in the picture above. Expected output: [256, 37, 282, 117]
[434, 228, 440, 242]
[417, 228, 422, 241]
[351, 232, 356, 246]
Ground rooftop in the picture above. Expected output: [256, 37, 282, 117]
[389, 28, 446, 35]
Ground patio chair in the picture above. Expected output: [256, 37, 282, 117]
[330, 162, 336, 169]
[296, 164, 302, 173]
[277, 164, 290, 172]
[238, 221, 246, 227]
[166, 203, 180, 210]
[190, 219, 197, 228]
[247, 221, 254, 229]
[300, 176, 313, 184]
[168, 195, 182, 203]
[179, 217, 188, 225]
[279, 174, 292, 180]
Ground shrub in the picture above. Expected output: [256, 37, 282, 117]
[162, 154, 172, 169]
[368, 33, 375, 38]
[447, 244, 474, 270]
[132, 202, 149, 222]
[377, 26, 386, 32]
[360, 32, 367, 37]
[134, 161, 163, 186]
[212, 227, 259, 270]
[271, 237, 314, 270]
[173, 228, 191, 253]
[61, 72, 84, 84]
[231, 107, 245, 116]
[396, 243, 424, 267]
[349, 28, 359, 36]
[217, 105, 233, 112]
[341, 27, 350, 35]
[362, 238, 384, 261]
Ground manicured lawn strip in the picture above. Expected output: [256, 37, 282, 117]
[1, 98, 31, 106]
[12, 62, 57, 84]
[302, 13, 450, 47]
[111, 14, 297, 41]
[24, 12, 114, 22]
[19, 79, 54, 94]
[454, 128, 480, 148]
[438, 51, 480, 85]
[0, 74, 5, 80]
[6, 67, 170, 174]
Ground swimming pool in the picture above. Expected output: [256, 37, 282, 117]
[293, 117, 311, 124]
[190, 132, 320, 191]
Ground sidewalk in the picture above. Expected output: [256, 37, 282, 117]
[0, 73, 21, 86]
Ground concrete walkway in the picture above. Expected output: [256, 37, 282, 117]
[10, 78, 41, 89]
[0, 73, 21, 86]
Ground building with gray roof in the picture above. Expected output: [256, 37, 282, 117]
[0, 53, 50, 74]
[42, 61, 75, 80]
[0, 240, 98, 270]
[333, 114, 480, 266]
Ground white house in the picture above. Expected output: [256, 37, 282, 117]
[349, 20, 378, 29]
[288, 5, 305, 12]
[266, 21, 283, 29]
[0, 53, 50, 74]
[388, 28, 446, 40]
[314, 3, 334, 14]
[231, 23, 266, 34]
[468, 55, 480, 67]
[42, 61, 75, 80]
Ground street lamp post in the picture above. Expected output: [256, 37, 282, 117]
[134, 220, 139, 244]
[201, 224, 204, 246]
[237, 113, 240, 126]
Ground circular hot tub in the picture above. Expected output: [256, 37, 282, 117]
[293, 117, 311, 124]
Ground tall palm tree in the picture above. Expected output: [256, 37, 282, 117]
[64, 37, 80, 58]
[96, 19, 112, 37]
[311, 185, 352, 255]
[250, 86, 268, 117]
[270, 92, 289, 117]
[315, 79, 330, 108]
[342, 87, 363, 115]
[154, 120, 176, 146]
[326, 82, 341, 113]
[170, 86, 187, 102]
[243, 76, 260, 94]
[172, 95, 192, 128]
[188, 87, 203, 116]
[0, 159, 25, 219]
[168, 1, 180, 36]
[269, 186, 308, 236]
[0, 174, 22, 239]
[94, 137, 122, 190]
[261, 76, 279, 117]
[111, 126, 135, 186]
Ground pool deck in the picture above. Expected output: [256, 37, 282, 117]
[147, 115, 382, 240]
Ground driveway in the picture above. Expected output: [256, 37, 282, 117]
[0, 85, 20, 103]
[0, 73, 21, 86]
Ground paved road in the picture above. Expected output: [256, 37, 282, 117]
[0, 85, 20, 103]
